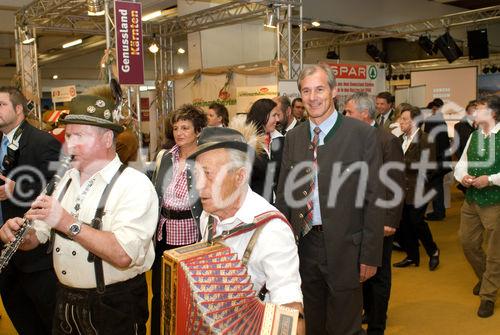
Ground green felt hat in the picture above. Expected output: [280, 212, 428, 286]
[62, 95, 124, 133]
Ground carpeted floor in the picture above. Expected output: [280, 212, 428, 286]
[0, 186, 498, 334]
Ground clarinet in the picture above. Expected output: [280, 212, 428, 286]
[0, 155, 73, 273]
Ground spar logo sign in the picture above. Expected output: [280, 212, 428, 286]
[368, 65, 378, 79]
[329, 64, 367, 79]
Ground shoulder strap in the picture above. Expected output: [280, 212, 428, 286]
[151, 149, 167, 187]
[46, 178, 73, 254]
[88, 163, 127, 294]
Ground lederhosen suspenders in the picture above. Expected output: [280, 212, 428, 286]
[206, 210, 290, 301]
[47, 164, 127, 293]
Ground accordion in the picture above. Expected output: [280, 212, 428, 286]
[161, 242, 299, 335]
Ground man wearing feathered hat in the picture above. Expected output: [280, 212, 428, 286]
[0, 93, 159, 334]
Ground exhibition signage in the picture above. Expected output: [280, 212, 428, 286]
[326, 63, 385, 97]
[51, 85, 77, 103]
[114, 0, 144, 85]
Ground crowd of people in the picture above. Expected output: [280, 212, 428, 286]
[0, 63, 498, 335]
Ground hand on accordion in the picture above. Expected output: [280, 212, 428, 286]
[283, 302, 305, 335]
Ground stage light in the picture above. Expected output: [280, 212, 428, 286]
[264, 5, 277, 28]
[87, 0, 105, 16]
[385, 74, 392, 81]
[177, 68, 184, 74]
[398, 74, 405, 80]
[366, 44, 386, 63]
[405, 73, 411, 80]
[326, 50, 339, 59]
[482, 66, 490, 74]
[52, 74, 58, 80]
[21, 29, 35, 44]
[490, 65, 497, 73]
[148, 42, 159, 54]
[177, 47, 186, 54]
[391, 74, 398, 80]
[312, 21, 320, 27]
[418, 35, 435, 55]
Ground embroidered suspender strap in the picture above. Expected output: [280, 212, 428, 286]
[46, 178, 73, 254]
[241, 225, 265, 266]
[207, 215, 215, 243]
[87, 163, 127, 294]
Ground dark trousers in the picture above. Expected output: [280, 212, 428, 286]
[151, 240, 189, 335]
[0, 266, 57, 335]
[399, 203, 438, 262]
[53, 274, 148, 335]
[430, 176, 446, 217]
[363, 235, 393, 335]
[299, 230, 363, 335]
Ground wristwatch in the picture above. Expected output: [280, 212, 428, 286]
[67, 219, 83, 239]
[488, 176, 494, 187]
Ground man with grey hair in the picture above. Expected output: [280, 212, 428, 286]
[345, 92, 405, 335]
[188, 126, 305, 334]
[276, 64, 384, 334]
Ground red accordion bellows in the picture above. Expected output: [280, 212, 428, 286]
[162, 242, 298, 335]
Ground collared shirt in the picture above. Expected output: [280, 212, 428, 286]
[199, 187, 302, 305]
[308, 110, 338, 226]
[4, 123, 22, 144]
[34, 155, 159, 288]
[284, 118, 298, 133]
[401, 128, 420, 154]
[454, 122, 500, 186]
[158, 144, 197, 245]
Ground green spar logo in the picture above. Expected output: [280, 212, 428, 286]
[368, 66, 377, 80]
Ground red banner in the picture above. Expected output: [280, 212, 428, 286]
[115, 0, 144, 85]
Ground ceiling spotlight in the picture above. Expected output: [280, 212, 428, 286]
[177, 47, 186, 54]
[264, 5, 277, 29]
[490, 65, 498, 73]
[391, 74, 398, 80]
[482, 66, 490, 74]
[177, 68, 184, 74]
[385, 74, 391, 81]
[366, 44, 386, 63]
[148, 42, 159, 54]
[418, 35, 435, 56]
[311, 21, 321, 27]
[21, 29, 35, 45]
[87, 0, 105, 16]
[326, 50, 339, 60]
[52, 74, 58, 80]
[405, 73, 411, 80]
[398, 74, 405, 80]
[62, 39, 82, 49]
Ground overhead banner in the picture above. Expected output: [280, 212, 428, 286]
[51, 85, 77, 103]
[114, 0, 144, 85]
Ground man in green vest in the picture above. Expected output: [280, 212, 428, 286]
[454, 95, 500, 318]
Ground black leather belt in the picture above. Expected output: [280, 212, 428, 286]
[161, 207, 192, 220]
[311, 225, 323, 232]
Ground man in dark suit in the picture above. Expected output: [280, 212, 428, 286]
[375, 92, 397, 131]
[274, 95, 300, 135]
[423, 98, 451, 220]
[393, 104, 440, 271]
[0, 86, 61, 335]
[276, 64, 384, 335]
[292, 97, 307, 122]
[344, 92, 405, 335]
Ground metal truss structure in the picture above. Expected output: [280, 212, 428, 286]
[304, 5, 500, 50]
[15, 24, 42, 125]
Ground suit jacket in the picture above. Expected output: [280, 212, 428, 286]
[376, 127, 405, 229]
[1, 121, 61, 272]
[453, 117, 475, 159]
[400, 129, 437, 206]
[250, 136, 285, 204]
[276, 114, 384, 290]
[376, 109, 397, 131]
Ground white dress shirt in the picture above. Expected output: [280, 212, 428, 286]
[34, 155, 159, 288]
[199, 187, 303, 305]
[454, 122, 500, 186]
[284, 118, 298, 133]
[401, 128, 419, 154]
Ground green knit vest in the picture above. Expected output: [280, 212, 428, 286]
[465, 131, 500, 207]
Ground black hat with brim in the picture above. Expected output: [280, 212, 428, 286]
[61, 94, 124, 133]
[188, 127, 254, 160]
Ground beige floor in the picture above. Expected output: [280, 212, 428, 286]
[1, 188, 498, 334]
